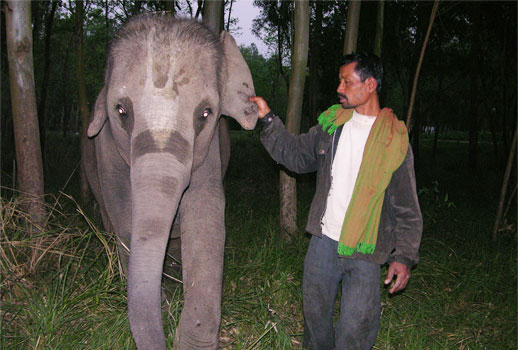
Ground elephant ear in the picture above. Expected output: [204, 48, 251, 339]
[87, 87, 108, 137]
[220, 31, 258, 130]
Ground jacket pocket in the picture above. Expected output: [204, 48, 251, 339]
[316, 134, 331, 157]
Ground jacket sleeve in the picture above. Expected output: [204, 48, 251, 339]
[387, 145, 423, 268]
[259, 112, 321, 174]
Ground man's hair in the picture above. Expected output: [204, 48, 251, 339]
[342, 52, 383, 94]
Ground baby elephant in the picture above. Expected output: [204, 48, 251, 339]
[83, 14, 257, 350]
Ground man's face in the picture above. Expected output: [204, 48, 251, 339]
[336, 62, 372, 109]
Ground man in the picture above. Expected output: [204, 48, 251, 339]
[249, 52, 422, 350]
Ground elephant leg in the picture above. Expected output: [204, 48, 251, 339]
[179, 185, 224, 349]
[178, 133, 225, 349]
[167, 214, 182, 263]
[94, 122, 132, 274]
[166, 237, 182, 266]
[99, 201, 130, 275]
[164, 214, 182, 286]
[164, 238, 182, 289]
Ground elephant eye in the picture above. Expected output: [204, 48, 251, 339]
[201, 108, 212, 118]
[116, 104, 128, 118]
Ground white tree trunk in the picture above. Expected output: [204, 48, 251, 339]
[5, 0, 46, 231]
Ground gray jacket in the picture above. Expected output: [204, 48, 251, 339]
[259, 112, 423, 267]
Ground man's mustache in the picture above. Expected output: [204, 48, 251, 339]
[338, 94, 347, 99]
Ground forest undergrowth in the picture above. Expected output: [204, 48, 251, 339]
[1, 132, 516, 349]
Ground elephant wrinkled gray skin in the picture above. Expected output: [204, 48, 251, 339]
[82, 15, 257, 350]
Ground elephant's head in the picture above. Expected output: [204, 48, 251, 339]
[88, 16, 257, 171]
[86, 15, 256, 349]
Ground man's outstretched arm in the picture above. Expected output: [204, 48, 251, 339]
[249, 96, 321, 174]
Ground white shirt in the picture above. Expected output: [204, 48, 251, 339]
[321, 110, 377, 241]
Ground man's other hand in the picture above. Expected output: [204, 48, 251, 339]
[249, 96, 271, 119]
[384, 261, 411, 294]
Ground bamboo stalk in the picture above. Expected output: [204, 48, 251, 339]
[492, 126, 517, 241]
[406, 0, 440, 131]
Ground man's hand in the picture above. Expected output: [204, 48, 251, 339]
[384, 262, 411, 294]
[249, 96, 271, 119]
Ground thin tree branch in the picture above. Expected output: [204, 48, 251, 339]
[493, 125, 518, 241]
[406, 0, 440, 131]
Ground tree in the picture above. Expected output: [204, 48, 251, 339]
[405, 0, 439, 131]
[493, 126, 517, 241]
[252, 0, 294, 95]
[226, 0, 234, 32]
[468, 2, 481, 171]
[203, 0, 224, 32]
[163, 0, 176, 15]
[195, 0, 204, 19]
[308, 0, 324, 129]
[74, 0, 90, 203]
[37, 0, 59, 157]
[343, 0, 361, 55]
[203, 0, 231, 176]
[279, 0, 309, 240]
[373, 0, 384, 57]
[5, 1, 46, 230]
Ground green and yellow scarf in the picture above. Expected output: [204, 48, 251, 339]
[318, 104, 409, 257]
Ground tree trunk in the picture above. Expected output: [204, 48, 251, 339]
[493, 126, 517, 241]
[468, 2, 481, 171]
[277, 19, 290, 94]
[203, 0, 231, 177]
[61, 34, 74, 137]
[308, 0, 323, 130]
[406, 0, 439, 131]
[373, 0, 384, 57]
[195, 0, 203, 19]
[31, 1, 43, 41]
[37, 0, 58, 159]
[164, 0, 175, 15]
[203, 0, 223, 34]
[74, 0, 90, 204]
[280, 0, 309, 240]
[226, 0, 234, 32]
[5, 0, 46, 230]
[343, 0, 361, 55]
[390, 7, 407, 116]
[268, 71, 281, 104]
[500, 20, 511, 160]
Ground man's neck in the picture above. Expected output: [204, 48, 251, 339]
[354, 95, 380, 116]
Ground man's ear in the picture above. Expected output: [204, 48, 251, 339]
[366, 77, 378, 94]
[87, 87, 108, 137]
[363, 77, 377, 94]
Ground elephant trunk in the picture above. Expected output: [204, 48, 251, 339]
[127, 152, 191, 350]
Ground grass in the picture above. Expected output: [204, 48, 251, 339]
[1, 131, 517, 349]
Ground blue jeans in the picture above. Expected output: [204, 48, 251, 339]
[302, 235, 381, 350]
